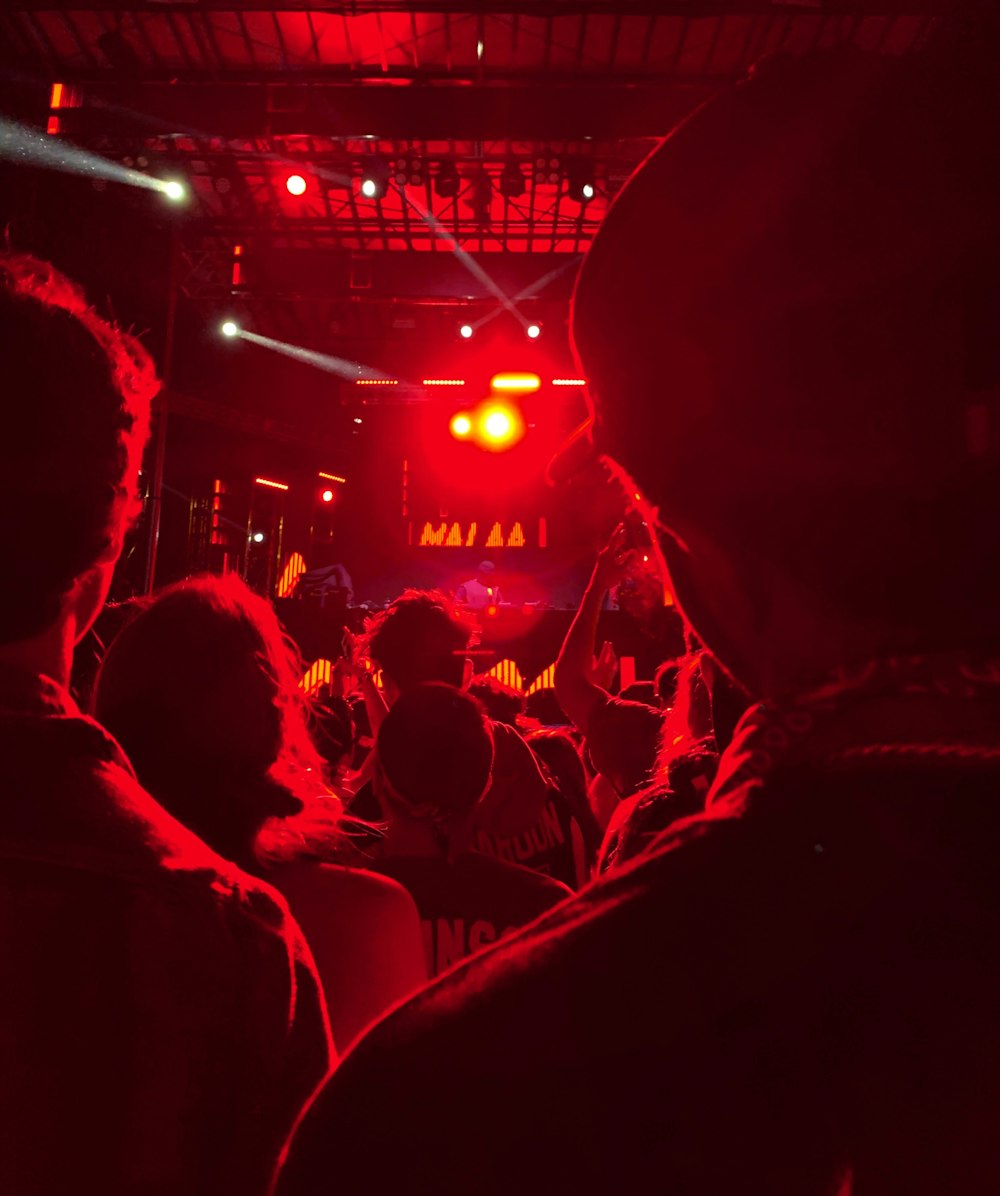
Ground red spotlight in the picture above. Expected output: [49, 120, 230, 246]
[478, 403, 524, 450]
[286, 174, 307, 196]
[450, 412, 473, 439]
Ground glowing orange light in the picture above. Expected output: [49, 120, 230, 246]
[355, 378, 398, 386]
[277, 552, 307, 598]
[46, 117, 61, 135]
[254, 477, 289, 491]
[526, 663, 556, 695]
[490, 372, 541, 394]
[321, 489, 334, 503]
[450, 413, 473, 439]
[318, 472, 346, 483]
[285, 174, 307, 196]
[551, 378, 587, 387]
[489, 659, 524, 689]
[50, 82, 65, 108]
[423, 379, 466, 387]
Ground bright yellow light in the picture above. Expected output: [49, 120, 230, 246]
[483, 409, 512, 439]
[450, 413, 473, 438]
[490, 372, 541, 394]
[163, 180, 186, 202]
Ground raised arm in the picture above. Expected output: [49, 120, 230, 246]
[554, 525, 634, 734]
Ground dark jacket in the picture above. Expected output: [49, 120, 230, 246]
[278, 678, 1000, 1196]
[0, 669, 332, 1195]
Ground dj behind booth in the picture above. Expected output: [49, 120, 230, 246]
[276, 558, 684, 691]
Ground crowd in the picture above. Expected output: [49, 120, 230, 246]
[3, 31, 1000, 1196]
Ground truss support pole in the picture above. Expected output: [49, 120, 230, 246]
[143, 228, 180, 595]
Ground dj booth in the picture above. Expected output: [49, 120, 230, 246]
[275, 599, 684, 688]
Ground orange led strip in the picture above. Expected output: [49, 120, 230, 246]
[254, 476, 289, 491]
[551, 378, 587, 386]
[422, 379, 466, 386]
[318, 471, 346, 484]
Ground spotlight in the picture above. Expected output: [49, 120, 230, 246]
[163, 180, 186, 202]
[285, 173, 307, 196]
[566, 159, 597, 203]
[359, 158, 389, 201]
[484, 409, 512, 440]
[526, 323, 542, 340]
[458, 323, 474, 340]
[499, 159, 526, 199]
[321, 489, 334, 503]
[252, 532, 265, 543]
[434, 160, 460, 199]
[450, 413, 473, 439]
[478, 403, 524, 450]
[221, 321, 239, 338]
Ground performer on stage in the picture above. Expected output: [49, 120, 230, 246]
[455, 561, 502, 611]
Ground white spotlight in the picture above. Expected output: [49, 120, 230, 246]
[252, 532, 265, 543]
[526, 323, 542, 340]
[221, 321, 239, 338]
[361, 178, 378, 199]
[459, 323, 474, 340]
[162, 180, 186, 202]
[582, 182, 595, 200]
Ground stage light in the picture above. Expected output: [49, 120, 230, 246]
[221, 321, 239, 338]
[321, 489, 334, 503]
[526, 323, 542, 340]
[499, 159, 526, 199]
[360, 158, 389, 200]
[491, 372, 541, 394]
[459, 323, 474, 340]
[393, 156, 424, 187]
[435, 160, 460, 199]
[254, 477, 289, 491]
[483, 409, 512, 440]
[252, 531, 265, 543]
[566, 158, 597, 203]
[353, 417, 363, 425]
[450, 413, 473, 439]
[285, 173, 307, 196]
[163, 180, 186, 202]
[477, 403, 525, 450]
